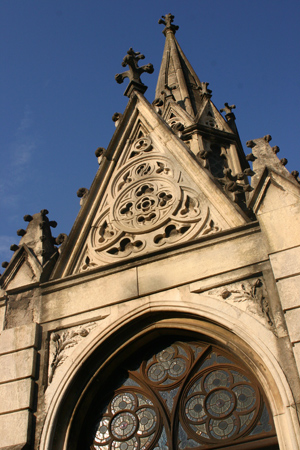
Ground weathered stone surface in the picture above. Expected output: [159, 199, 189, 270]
[255, 178, 300, 253]
[293, 342, 300, 376]
[0, 410, 31, 447]
[41, 268, 138, 323]
[285, 308, 300, 343]
[0, 378, 34, 414]
[2, 15, 300, 450]
[0, 302, 5, 331]
[269, 246, 300, 280]
[0, 348, 36, 383]
[277, 275, 300, 311]
[138, 229, 268, 295]
[0, 323, 38, 355]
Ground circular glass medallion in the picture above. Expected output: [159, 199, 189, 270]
[95, 417, 110, 443]
[111, 393, 136, 414]
[112, 437, 138, 450]
[169, 358, 186, 377]
[185, 395, 206, 421]
[111, 412, 138, 439]
[233, 385, 256, 412]
[148, 363, 166, 382]
[209, 416, 237, 439]
[206, 390, 235, 418]
[157, 346, 175, 362]
[137, 408, 157, 435]
[204, 370, 230, 392]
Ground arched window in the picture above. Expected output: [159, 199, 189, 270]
[89, 338, 278, 450]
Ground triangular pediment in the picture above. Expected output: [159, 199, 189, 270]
[249, 167, 300, 214]
[1, 245, 42, 291]
[51, 93, 249, 279]
[196, 98, 233, 133]
[162, 101, 195, 129]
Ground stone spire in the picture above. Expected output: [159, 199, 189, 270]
[154, 14, 252, 215]
[155, 13, 209, 118]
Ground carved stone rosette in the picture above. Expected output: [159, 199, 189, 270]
[78, 136, 220, 271]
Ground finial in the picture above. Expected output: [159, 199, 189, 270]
[115, 48, 154, 97]
[158, 13, 179, 35]
[220, 103, 236, 115]
[112, 112, 122, 126]
[199, 82, 212, 97]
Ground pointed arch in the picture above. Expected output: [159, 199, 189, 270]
[39, 299, 300, 450]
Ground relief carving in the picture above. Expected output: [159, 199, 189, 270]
[76, 136, 222, 272]
[113, 179, 179, 233]
[129, 136, 152, 158]
[107, 236, 145, 257]
[207, 278, 273, 328]
[48, 323, 99, 384]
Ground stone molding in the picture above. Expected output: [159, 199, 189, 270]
[39, 294, 300, 450]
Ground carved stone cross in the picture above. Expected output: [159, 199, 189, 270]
[158, 13, 179, 35]
[220, 103, 236, 115]
[115, 48, 154, 97]
[200, 81, 212, 96]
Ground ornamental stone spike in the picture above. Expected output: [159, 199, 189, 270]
[158, 13, 179, 35]
[115, 47, 154, 97]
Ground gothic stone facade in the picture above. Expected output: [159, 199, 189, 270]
[1, 14, 300, 450]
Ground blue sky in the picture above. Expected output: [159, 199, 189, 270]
[1, 1, 300, 266]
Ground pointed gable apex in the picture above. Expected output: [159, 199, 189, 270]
[196, 98, 234, 133]
[51, 92, 249, 279]
[162, 101, 195, 129]
[1, 245, 42, 291]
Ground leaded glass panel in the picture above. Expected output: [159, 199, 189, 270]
[90, 340, 277, 449]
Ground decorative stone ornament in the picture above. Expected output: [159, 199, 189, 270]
[76, 134, 221, 272]
[158, 13, 179, 35]
[115, 48, 154, 97]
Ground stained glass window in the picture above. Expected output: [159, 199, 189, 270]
[90, 340, 278, 449]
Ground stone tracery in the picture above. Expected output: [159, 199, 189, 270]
[78, 136, 221, 271]
[90, 340, 275, 450]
